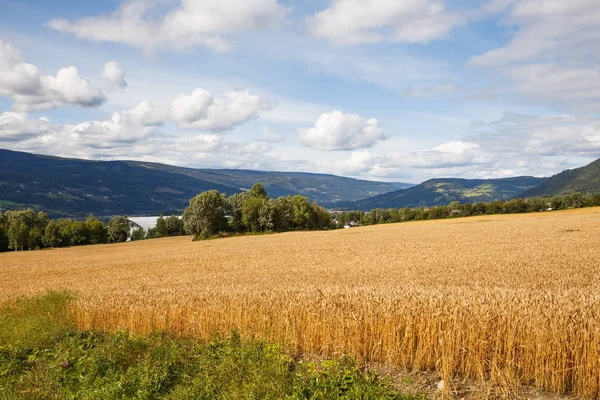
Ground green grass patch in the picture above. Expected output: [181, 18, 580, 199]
[0, 293, 420, 400]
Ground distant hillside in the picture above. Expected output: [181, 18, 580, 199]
[0, 149, 409, 217]
[340, 176, 546, 210]
[520, 158, 600, 198]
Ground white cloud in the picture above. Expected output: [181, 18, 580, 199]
[466, 113, 600, 157]
[48, 0, 290, 53]
[171, 88, 214, 124]
[472, 0, 600, 67]
[470, 0, 600, 109]
[122, 100, 168, 126]
[171, 89, 270, 131]
[102, 61, 128, 89]
[0, 109, 287, 171]
[298, 110, 387, 151]
[335, 150, 380, 174]
[0, 112, 51, 141]
[0, 40, 106, 112]
[307, 0, 463, 45]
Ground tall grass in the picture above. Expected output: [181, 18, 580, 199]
[0, 293, 417, 399]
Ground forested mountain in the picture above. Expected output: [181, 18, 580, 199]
[340, 176, 547, 210]
[520, 158, 600, 198]
[0, 149, 410, 217]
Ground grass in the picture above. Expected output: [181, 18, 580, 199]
[0, 293, 417, 400]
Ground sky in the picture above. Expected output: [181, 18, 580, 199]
[0, 0, 599, 184]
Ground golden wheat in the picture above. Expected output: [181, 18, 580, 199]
[2, 208, 600, 398]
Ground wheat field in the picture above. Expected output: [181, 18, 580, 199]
[2, 208, 600, 398]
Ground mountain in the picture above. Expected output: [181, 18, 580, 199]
[0, 149, 410, 217]
[340, 176, 547, 210]
[520, 158, 600, 198]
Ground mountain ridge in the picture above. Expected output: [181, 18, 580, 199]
[0, 149, 411, 217]
[519, 158, 600, 198]
[339, 176, 547, 210]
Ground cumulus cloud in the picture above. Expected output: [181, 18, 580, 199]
[335, 150, 380, 174]
[0, 40, 106, 111]
[171, 89, 270, 131]
[470, 0, 600, 109]
[48, 0, 290, 53]
[307, 0, 463, 45]
[298, 110, 387, 151]
[0, 109, 285, 171]
[0, 112, 51, 141]
[102, 61, 127, 89]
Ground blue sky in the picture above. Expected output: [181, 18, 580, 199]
[0, 0, 599, 183]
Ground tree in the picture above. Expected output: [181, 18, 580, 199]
[0, 213, 9, 252]
[86, 215, 108, 244]
[5, 209, 48, 251]
[183, 190, 228, 239]
[242, 197, 264, 233]
[291, 195, 314, 230]
[271, 196, 294, 231]
[42, 220, 61, 248]
[66, 221, 91, 246]
[249, 183, 267, 199]
[155, 215, 167, 237]
[312, 203, 332, 229]
[8, 219, 28, 251]
[107, 216, 129, 243]
[226, 192, 249, 232]
[165, 215, 185, 236]
[130, 228, 146, 241]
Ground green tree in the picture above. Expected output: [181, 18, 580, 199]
[183, 190, 228, 239]
[6, 209, 48, 251]
[226, 192, 249, 232]
[86, 215, 108, 244]
[271, 196, 294, 231]
[130, 228, 146, 241]
[165, 215, 185, 236]
[291, 195, 314, 230]
[155, 215, 167, 237]
[0, 213, 9, 252]
[242, 197, 264, 233]
[107, 216, 129, 243]
[249, 182, 267, 198]
[8, 219, 28, 251]
[258, 199, 277, 232]
[42, 220, 61, 248]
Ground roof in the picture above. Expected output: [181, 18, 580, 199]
[128, 216, 181, 231]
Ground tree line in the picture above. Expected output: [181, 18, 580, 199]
[0, 211, 186, 252]
[0, 183, 333, 251]
[334, 192, 600, 227]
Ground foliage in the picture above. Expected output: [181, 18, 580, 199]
[183, 190, 229, 240]
[148, 215, 186, 239]
[242, 197, 264, 233]
[335, 192, 600, 228]
[107, 216, 129, 243]
[0, 293, 415, 400]
[184, 186, 333, 240]
[130, 227, 146, 241]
